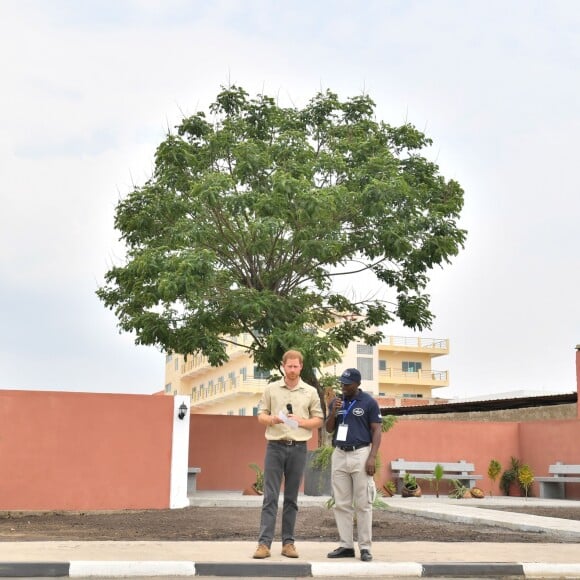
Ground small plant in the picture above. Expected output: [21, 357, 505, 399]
[381, 415, 397, 433]
[487, 459, 502, 497]
[429, 464, 445, 498]
[309, 445, 334, 470]
[383, 480, 397, 496]
[500, 456, 522, 496]
[448, 479, 470, 499]
[402, 472, 421, 497]
[518, 464, 534, 498]
[373, 487, 390, 509]
[403, 472, 418, 489]
[248, 463, 264, 494]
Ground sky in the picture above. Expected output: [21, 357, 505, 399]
[1, 0, 578, 399]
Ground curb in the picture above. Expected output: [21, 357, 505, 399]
[2, 561, 580, 578]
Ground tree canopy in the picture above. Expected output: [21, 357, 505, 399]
[97, 86, 466, 383]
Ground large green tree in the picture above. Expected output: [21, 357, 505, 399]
[97, 86, 466, 385]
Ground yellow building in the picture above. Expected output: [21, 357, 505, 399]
[164, 334, 449, 414]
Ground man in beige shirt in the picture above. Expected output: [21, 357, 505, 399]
[253, 350, 324, 560]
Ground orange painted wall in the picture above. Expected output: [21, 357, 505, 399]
[377, 419, 521, 496]
[189, 414, 580, 499]
[0, 390, 175, 510]
[189, 415, 319, 491]
[520, 418, 580, 499]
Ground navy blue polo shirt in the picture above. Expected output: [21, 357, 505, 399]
[330, 389, 382, 447]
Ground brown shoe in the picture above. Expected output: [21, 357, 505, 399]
[281, 543, 299, 558]
[252, 544, 271, 559]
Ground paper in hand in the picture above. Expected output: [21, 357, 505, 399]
[278, 410, 299, 429]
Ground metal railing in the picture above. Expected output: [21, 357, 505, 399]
[181, 334, 255, 376]
[378, 368, 448, 383]
[190, 376, 267, 404]
[382, 336, 448, 350]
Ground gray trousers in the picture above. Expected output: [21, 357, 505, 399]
[258, 441, 308, 547]
[331, 446, 375, 551]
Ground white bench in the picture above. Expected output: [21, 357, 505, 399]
[187, 467, 202, 494]
[391, 459, 483, 493]
[536, 462, 580, 499]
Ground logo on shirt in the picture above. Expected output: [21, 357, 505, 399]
[353, 407, 364, 416]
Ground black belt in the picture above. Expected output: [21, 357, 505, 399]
[270, 439, 306, 446]
[335, 443, 370, 452]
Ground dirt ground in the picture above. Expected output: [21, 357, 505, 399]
[1, 505, 580, 543]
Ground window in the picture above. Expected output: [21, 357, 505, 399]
[357, 357, 373, 380]
[403, 393, 423, 398]
[227, 410, 234, 416]
[253, 366, 270, 380]
[174, 358, 179, 371]
[239, 408, 246, 416]
[166, 354, 173, 363]
[252, 406, 259, 416]
[357, 344, 373, 355]
[378, 359, 387, 371]
[164, 383, 172, 393]
[402, 361, 422, 372]
[240, 367, 247, 380]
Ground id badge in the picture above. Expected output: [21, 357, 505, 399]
[336, 424, 349, 441]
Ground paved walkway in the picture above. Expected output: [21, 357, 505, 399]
[1, 492, 579, 577]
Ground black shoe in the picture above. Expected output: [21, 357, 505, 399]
[360, 549, 373, 562]
[327, 546, 355, 558]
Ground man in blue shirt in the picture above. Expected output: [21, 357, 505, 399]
[325, 368, 383, 562]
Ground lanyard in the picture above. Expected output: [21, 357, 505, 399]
[340, 399, 357, 424]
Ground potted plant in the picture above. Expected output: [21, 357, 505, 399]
[402, 472, 422, 497]
[243, 463, 264, 495]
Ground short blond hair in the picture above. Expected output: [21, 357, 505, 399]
[282, 349, 303, 364]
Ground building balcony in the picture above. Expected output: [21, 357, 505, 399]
[190, 377, 267, 408]
[378, 368, 449, 388]
[181, 334, 255, 378]
[379, 336, 449, 356]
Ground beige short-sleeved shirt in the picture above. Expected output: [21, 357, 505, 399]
[259, 379, 324, 442]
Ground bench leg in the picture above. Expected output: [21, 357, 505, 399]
[458, 478, 476, 489]
[539, 481, 565, 499]
[187, 472, 199, 494]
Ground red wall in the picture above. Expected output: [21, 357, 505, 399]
[189, 414, 580, 499]
[0, 390, 175, 510]
[188, 415, 319, 491]
[520, 418, 580, 499]
[190, 349, 580, 496]
[378, 419, 521, 496]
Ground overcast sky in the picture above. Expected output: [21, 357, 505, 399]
[1, 0, 578, 399]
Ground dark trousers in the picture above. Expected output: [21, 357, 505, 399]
[258, 441, 308, 547]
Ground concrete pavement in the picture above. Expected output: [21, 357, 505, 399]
[1, 492, 579, 577]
